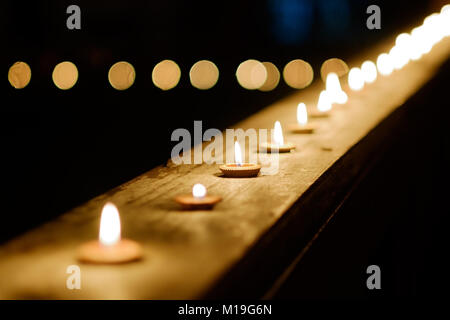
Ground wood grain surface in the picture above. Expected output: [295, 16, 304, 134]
[0, 36, 448, 299]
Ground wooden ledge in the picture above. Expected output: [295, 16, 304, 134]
[0, 37, 449, 299]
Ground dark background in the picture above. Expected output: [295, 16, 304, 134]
[0, 0, 448, 298]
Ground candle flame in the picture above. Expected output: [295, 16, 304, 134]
[99, 202, 121, 246]
[234, 141, 243, 166]
[317, 90, 332, 112]
[348, 67, 364, 91]
[361, 60, 377, 84]
[376, 53, 393, 76]
[325, 72, 347, 104]
[192, 183, 206, 198]
[273, 121, 284, 146]
[297, 103, 308, 126]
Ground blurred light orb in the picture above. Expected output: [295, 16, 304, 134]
[152, 60, 181, 91]
[259, 62, 280, 91]
[360, 60, 377, 83]
[108, 61, 136, 90]
[282, 59, 314, 89]
[389, 46, 408, 70]
[376, 53, 393, 76]
[317, 90, 332, 112]
[8, 61, 31, 89]
[189, 60, 219, 90]
[320, 58, 349, 82]
[236, 59, 267, 90]
[325, 72, 347, 104]
[52, 61, 78, 90]
[348, 67, 364, 91]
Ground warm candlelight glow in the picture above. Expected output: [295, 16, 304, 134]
[259, 62, 280, 92]
[297, 103, 308, 126]
[361, 61, 377, 84]
[234, 141, 243, 165]
[283, 59, 314, 89]
[189, 60, 219, 90]
[348, 67, 364, 91]
[8, 61, 31, 89]
[108, 61, 136, 90]
[389, 46, 408, 70]
[52, 61, 79, 90]
[236, 59, 267, 90]
[152, 60, 181, 91]
[376, 53, 393, 76]
[99, 203, 121, 246]
[317, 90, 332, 112]
[273, 121, 284, 146]
[325, 72, 347, 104]
[192, 184, 207, 198]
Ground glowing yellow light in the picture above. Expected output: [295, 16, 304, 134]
[273, 121, 284, 146]
[389, 46, 408, 70]
[376, 53, 393, 76]
[236, 59, 267, 90]
[259, 62, 280, 91]
[297, 103, 308, 126]
[8, 61, 31, 89]
[410, 26, 432, 60]
[326, 72, 347, 104]
[361, 60, 377, 83]
[317, 90, 332, 112]
[320, 58, 349, 82]
[192, 184, 206, 198]
[283, 59, 314, 89]
[189, 60, 219, 90]
[108, 61, 136, 90]
[348, 67, 364, 91]
[52, 61, 78, 90]
[152, 60, 181, 91]
[234, 141, 243, 165]
[99, 203, 121, 246]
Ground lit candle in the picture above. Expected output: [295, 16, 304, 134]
[77, 202, 143, 264]
[219, 141, 261, 177]
[259, 121, 296, 153]
[288, 103, 317, 133]
[348, 67, 365, 91]
[309, 90, 332, 118]
[360, 60, 377, 84]
[376, 53, 394, 76]
[325, 72, 347, 104]
[174, 183, 222, 210]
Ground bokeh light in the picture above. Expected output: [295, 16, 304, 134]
[189, 60, 219, 90]
[283, 59, 313, 89]
[320, 58, 348, 81]
[347, 67, 364, 91]
[376, 53, 393, 76]
[259, 62, 280, 92]
[108, 61, 136, 90]
[236, 59, 267, 90]
[52, 61, 79, 90]
[152, 60, 181, 91]
[360, 60, 377, 83]
[8, 61, 31, 89]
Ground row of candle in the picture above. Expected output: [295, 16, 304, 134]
[77, 5, 450, 264]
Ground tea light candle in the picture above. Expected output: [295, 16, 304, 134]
[77, 202, 143, 264]
[175, 183, 222, 210]
[348, 67, 365, 91]
[220, 141, 261, 177]
[325, 72, 347, 104]
[309, 90, 332, 118]
[259, 121, 296, 153]
[288, 103, 317, 134]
